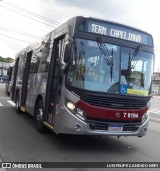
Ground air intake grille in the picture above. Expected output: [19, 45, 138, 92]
[88, 119, 141, 132]
[83, 95, 146, 109]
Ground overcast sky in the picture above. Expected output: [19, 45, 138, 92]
[0, 0, 160, 71]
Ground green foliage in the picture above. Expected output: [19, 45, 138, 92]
[0, 56, 14, 63]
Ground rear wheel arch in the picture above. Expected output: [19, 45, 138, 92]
[15, 91, 22, 113]
[34, 95, 43, 117]
[34, 95, 47, 133]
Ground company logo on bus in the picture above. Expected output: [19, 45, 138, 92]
[116, 113, 121, 118]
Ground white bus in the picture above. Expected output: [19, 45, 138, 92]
[10, 16, 154, 137]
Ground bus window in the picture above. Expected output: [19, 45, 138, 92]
[39, 38, 52, 73]
[30, 51, 40, 73]
[67, 38, 120, 93]
[121, 47, 153, 95]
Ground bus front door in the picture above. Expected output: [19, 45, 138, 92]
[20, 51, 32, 110]
[44, 37, 64, 128]
[11, 57, 19, 101]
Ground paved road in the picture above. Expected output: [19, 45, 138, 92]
[150, 96, 160, 122]
[0, 83, 160, 171]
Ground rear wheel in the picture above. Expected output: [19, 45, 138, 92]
[35, 100, 47, 133]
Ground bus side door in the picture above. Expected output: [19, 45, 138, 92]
[20, 51, 32, 109]
[44, 36, 65, 126]
[11, 57, 19, 101]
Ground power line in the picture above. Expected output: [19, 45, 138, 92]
[0, 33, 31, 43]
[36, 4, 67, 20]
[0, 4, 56, 28]
[0, 26, 40, 39]
[2, 1, 61, 25]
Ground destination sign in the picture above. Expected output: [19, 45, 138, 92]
[81, 20, 153, 46]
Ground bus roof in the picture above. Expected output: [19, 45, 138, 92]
[15, 16, 153, 57]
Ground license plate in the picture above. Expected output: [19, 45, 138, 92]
[108, 125, 123, 132]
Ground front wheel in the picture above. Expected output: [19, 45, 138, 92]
[35, 100, 47, 133]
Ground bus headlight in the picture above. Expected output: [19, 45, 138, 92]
[66, 101, 76, 111]
[76, 108, 85, 121]
[141, 113, 148, 124]
[66, 99, 86, 121]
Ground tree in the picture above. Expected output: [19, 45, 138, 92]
[0, 56, 14, 63]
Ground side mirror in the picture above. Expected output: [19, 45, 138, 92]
[64, 43, 72, 64]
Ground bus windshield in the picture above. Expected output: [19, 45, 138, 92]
[66, 38, 154, 96]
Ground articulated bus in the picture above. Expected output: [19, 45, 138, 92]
[10, 16, 154, 137]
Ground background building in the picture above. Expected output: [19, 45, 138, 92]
[152, 72, 160, 95]
[0, 62, 11, 76]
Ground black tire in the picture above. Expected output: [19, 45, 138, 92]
[6, 89, 10, 96]
[35, 100, 47, 133]
[15, 93, 22, 113]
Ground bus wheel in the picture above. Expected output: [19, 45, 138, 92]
[35, 100, 46, 133]
[15, 93, 21, 113]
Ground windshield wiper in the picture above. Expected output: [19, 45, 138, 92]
[126, 46, 143, 85]
[96, 37, 114, 82]
[131, 45, 143, 69]
[96, 37, 113, 65]
[110, 48, 114, 82]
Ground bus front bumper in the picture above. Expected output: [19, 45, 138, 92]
[54, 108, 149, 137]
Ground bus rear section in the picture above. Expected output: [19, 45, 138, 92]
[10, 16, 154, 137]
